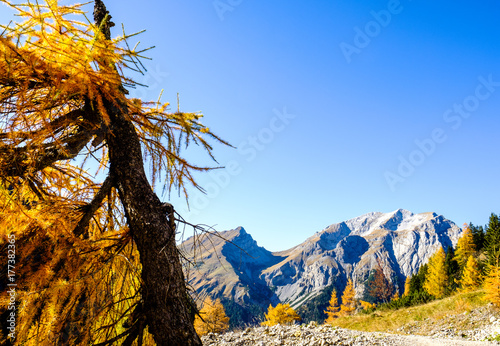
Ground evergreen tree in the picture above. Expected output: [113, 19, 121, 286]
[469, 222, 485, 252]
[459, 255, 481, 292]
[409, 263, 428, 295]
[445, 246, 459, 293]
[261, 304, 301, 326]
[194, 297, 230, 336]
[296, 284, 335, 324]
[219, 298, 265, 329]
[362, 270, 377, 304]
[485, 213, 500, 265]
[424, 246, 448, 298]
[324, 289, 340, 322]
[339, 279, 356, 316]
[401, 264, 433, 306]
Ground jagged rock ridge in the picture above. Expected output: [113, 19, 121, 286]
[181, 209, 462, 314]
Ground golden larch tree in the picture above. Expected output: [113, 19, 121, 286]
[0, 0, 228, 345]
[193, 297, 229, 336]
[324, 289, 340, 322]
[459, 255, 481, 292]
[424, 246, 448, 298]
[484, 264, 500, 307]
[455, 224, 476, 269]
[403, 276, 411, 297]
[339, 279, 356, 316]
[261, 303, 301, 326]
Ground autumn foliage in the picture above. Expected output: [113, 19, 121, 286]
[424, 246, 448, 298]
[0, 0, 226, 344]
[459, 255, 481, 292]
[261, 303, 301, 326]
[484, 264, 500, 307]
[359, 300, 376, 311]
[194, 297, 229, 336]
[369, 261, 394, 303]
[403, 276, 411, 297]
[324, 289, 340, 322]
[455, 225, 476, 270]
[339, 279, 356, 316]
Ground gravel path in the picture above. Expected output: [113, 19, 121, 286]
[202, 324, 500, 346]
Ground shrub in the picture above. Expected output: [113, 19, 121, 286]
[261, 303, 301, 326]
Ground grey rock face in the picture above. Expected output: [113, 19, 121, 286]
[261, 209, 461, 305]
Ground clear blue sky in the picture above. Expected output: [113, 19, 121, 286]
[2, 1, 499, 251]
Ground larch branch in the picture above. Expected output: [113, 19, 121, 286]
[0, 108, 85, 141]
[73, 174, 115, 237]
[0, 110, 98, 177]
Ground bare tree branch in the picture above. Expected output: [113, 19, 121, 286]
[73, 174, 115, 237]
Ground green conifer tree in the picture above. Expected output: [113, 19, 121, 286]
[445, 246, 459, 293]
[409, 263, 428, 295]
[485, 213, 500, 265]
[469, 222, 485, 252]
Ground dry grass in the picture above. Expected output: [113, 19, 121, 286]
[328, 290, 488, 333]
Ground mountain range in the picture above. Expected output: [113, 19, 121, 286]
[180, 209, 462, 325]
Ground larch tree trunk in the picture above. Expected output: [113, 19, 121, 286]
[105, 105, 201, 345]
[94, 1, 202, 344]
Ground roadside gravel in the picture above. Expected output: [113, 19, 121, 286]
[202, 319, 500, 345]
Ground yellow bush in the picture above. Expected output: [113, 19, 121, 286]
[194, 297, 229, 336]
[391, 290, 400, 301]
[360, 300, 376, 310]
[261, 303, 301, 326]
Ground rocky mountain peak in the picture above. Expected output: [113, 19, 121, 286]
[182, 210, 462, 320]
